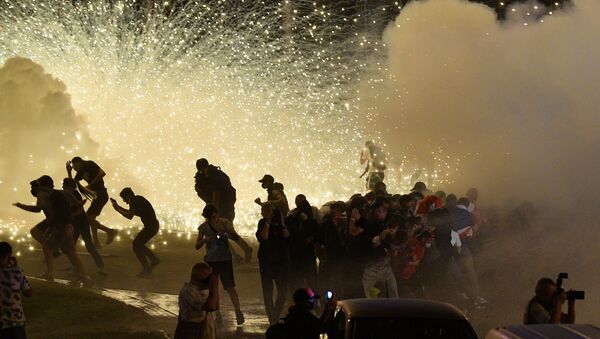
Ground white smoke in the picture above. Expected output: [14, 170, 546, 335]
[360, 0, 600, 207]
[0, 57, 97, 215]
[359, 0, 600, 326]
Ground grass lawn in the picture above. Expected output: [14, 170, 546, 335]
[23, 279, 173, 339]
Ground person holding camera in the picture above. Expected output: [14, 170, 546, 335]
[256, 203, 290, 325]
[0, 242, 33, 339]
[524, 277, 576, 324]
[174, 263, 220, 339]
[111, 187, 160, 277]
[196, 204, 252, 325]
[266, 288, 336, 339]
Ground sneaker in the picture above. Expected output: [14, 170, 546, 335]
[236, 310, 245, 326]
[106, 229, 118, 245]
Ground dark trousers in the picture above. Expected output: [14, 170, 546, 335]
[290, 255, 317, 289]
[259, 263, 289, 325]
[72, 214, 104, 269]
[133, 224, 159, 270]
[0, 326, 27, 339]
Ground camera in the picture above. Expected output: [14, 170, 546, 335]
[555, 272, 585, 301]
[326, 290, 334, 301]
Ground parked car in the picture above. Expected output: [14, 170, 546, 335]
[330, 298, 478, 339]
[486, 324, 600, 339]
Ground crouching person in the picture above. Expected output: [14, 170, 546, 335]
[175, 263, 219, 339]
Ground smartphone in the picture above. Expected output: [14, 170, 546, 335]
[326, 290, 333, 301]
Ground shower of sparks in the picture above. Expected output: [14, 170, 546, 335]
[0, 1, 458, 238]
[0, 0, 395, 232]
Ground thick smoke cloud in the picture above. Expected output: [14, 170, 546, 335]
[361, 0, 600, 208]
[0, 57, 96, 215]
[359, 0, 600, 326]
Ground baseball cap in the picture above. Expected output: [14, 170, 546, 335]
[258, 174, 274, 183]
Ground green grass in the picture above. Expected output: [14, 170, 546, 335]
[23, 280, 170, 339]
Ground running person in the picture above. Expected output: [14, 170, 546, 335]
[13, 176, 87, 282]
[194, 158, 237, 222]
[62, 178, 105, 271]
[111, 188, 160, 277]
[196, 204, 252, 325]
[67, 157, 118, 247]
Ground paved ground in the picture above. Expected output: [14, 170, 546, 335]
[9, 222, 600, 338]
[16, 233, 271, 338]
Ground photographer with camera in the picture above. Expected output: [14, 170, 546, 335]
[524, 275, 582, 324]
[266, 288, 336, 339]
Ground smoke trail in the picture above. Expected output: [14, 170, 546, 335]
[0, 57, 97, 215]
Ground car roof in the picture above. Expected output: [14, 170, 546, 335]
[337, 298, 468, 320]
[488, 324, 600, 339]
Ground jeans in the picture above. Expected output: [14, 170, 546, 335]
[133, 224, 159, 270]
[259, 262, 289, 325]
[362, 262, 398, 298]
[72, 214, 104, 269]
[453, 246, 480, 298]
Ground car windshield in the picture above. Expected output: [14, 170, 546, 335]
[351, 318, 478, 339]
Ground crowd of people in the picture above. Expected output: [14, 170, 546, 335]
[0, 146, 580, 339]
[189, 150, 491, 338]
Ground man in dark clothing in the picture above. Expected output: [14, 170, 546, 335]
[194, 158, 237, 222]
[67, 157, 118, 247]
[62, 178, 104, 271]
[255, 174, 290, 217]
[449, 197, 486, 306]
[111, 187, 159, 277]
[280, 288, 336, 339]
[286, 195, 318, 288]
[13, 176, 87, 282]
[318, 201, 347, 293]
[256, 203, 290, 325]
[428, 208, 460, 303]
